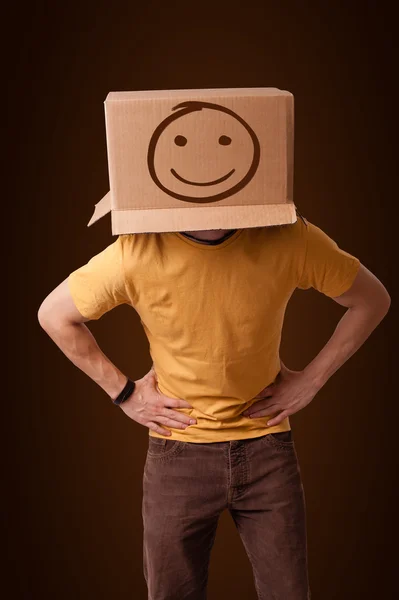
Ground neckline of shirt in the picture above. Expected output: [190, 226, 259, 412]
[180, 228, 237, 245]
[173, 228, 244, 250]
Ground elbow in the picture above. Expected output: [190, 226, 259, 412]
[37, 297, 59, 331]
[351, 283, 391, 322]
[37, 300, 50, 330]
[372, 285, 391, 321]
[344, 266, 391, 320]
[381, 290, 391, 317]
[378, 281, 391, 313]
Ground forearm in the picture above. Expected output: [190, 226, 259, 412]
[41, 319, 127, 400]
[303, 303, 389, 388]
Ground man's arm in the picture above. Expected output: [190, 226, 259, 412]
[302, 263, 391, 387]
[37, 278, 128, 401]
[245, 263, 391, 425]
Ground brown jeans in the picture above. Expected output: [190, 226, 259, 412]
[142, 431, 311, 600]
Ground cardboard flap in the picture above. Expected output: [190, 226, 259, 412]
[87, 192, 111, 227]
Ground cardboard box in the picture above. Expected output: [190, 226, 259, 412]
[88, 87, 296, 234]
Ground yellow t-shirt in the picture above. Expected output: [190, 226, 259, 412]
[67, 217, 360, 443]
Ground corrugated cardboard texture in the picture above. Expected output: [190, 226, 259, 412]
[88, 87, 296, 234]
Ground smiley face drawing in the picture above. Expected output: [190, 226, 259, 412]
[147, 101, 261, 203]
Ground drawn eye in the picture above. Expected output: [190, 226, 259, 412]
[219, 135, 231, 146]
[174, 135, 187, 146]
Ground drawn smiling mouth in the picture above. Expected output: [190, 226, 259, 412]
[170, 168, 235, 187]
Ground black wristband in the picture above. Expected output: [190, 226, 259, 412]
[112, 378, 136, 405]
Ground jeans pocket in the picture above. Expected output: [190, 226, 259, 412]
[147, 435, 186, 459]
[262, 430, 295, 449]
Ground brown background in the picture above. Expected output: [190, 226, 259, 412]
[5, 1, 397, 599]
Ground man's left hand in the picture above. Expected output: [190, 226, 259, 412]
[241, 362, 321, 426]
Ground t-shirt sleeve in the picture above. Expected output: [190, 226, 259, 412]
[297, 220, 361, 298]
[67, 236, 130, 320]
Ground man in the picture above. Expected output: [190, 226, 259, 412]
[38, 214, 390, 599]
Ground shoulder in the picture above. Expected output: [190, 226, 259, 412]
[261, 212, 309, 248]
[119, 232, 162, 273]
[261, 213, 337, 264]
[275, 213, 336, 249]
[119, 231, 163, 250]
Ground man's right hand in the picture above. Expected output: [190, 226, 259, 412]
[119, 366, 197, 436]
